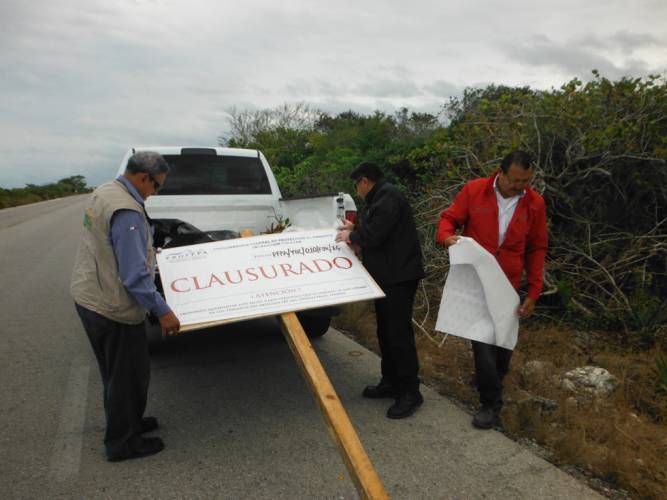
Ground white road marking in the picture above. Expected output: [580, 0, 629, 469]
[49, 364, 90, 481]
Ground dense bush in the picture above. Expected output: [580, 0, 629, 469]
[220, 73, 667, 345]
[435, 74, 667, 342]
[0, 175, 90, 209]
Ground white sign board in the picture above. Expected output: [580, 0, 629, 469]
[435, 237, 519, 350]
[157, 229, 384, 329]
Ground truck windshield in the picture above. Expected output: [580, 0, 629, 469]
[159, 154, 271, 195]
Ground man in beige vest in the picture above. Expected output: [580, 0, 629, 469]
[71, 151, 180, 462]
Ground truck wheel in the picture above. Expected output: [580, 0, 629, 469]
[144, 318, 164, 352]
[296, 313, 331, 338]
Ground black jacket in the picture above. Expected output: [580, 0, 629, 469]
[349, 180, 425, 287]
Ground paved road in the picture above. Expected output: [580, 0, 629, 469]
[0, 196, 601, 499]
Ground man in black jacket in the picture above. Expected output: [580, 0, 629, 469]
[336, 161, 425, 418]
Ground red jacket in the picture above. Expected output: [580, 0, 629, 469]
[436, 173, 548, 301]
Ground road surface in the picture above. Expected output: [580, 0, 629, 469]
[0, 196, 600, 499]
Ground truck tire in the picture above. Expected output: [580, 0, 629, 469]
[145, 317, 164, 352]
[296, 312, 331, 338]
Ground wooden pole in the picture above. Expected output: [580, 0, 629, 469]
[237, 230, 387, 498]
[280, 312, 388, 500]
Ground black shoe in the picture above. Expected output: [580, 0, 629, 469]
[386, 391, 424, 419]
[362, 381, 398, 399]
[107, 437, 165, 462]
[141, 416, 159, 433]
[472, 406, 500, 430]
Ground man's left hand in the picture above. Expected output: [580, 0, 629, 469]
[518, 297, 535, 319]
[336, 229, 352, 244]
[159, 311, 181, 337]
[337, 219, 355, 231]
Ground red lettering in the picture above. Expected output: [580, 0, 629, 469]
[259, 265, 278, 279]
[333, 257, 353, 270]
[246, 268, 259, 281]
[280, 263, 299, 276]
[207, 274, 225, 288]
[312, 259, 333, 272]
[193, 276, 206, 290]
[171, 278, 190, 293]
[224, 270, 243, 284]
[298, 261, 315, 274]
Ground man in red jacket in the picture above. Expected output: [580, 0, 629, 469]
[437, 150, 548, 429]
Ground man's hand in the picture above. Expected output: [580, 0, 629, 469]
[159, 311, 181, 337]
[444, 235, 461, 248]
[518, 297, 536, 319]
[337, 218, 355, 231]
[335, 229, 352, 244]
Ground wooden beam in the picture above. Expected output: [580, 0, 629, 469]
[235, 230, 387, 498]
[280, 312, 388, 500]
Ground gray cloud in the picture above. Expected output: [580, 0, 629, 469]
[423, 80, 463, 99]
[1, 0, 665, 187]
[282, 79, 355, 99]
[504, 34, 660, 80]
[609, 31, 661, 54]
[357, 78, 423, 98]
[573, 31, 661, 54]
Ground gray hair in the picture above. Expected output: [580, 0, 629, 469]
[125, 151, 170, 176]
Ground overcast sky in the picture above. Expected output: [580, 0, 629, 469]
[0, 0, 665, 188]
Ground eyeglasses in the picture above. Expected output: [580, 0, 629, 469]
[148, 174, 163, 192]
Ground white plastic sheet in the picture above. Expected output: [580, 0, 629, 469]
[435, 237, 519, 350]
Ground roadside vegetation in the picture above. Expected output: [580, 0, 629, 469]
[221, 72, 666, 498]
[0, 175, 91, 209]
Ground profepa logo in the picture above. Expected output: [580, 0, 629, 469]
[166, 249, 208, 263]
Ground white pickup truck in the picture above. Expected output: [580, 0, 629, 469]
[116, 146, 358, 343]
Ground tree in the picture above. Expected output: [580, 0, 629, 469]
[57, 175, 88, 193]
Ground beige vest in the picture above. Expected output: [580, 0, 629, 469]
[70, 179, 155, 324]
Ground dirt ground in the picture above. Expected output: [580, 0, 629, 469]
[333, 302, 667, 499]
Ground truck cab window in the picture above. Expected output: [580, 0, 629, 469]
[159, 154, 271, 195]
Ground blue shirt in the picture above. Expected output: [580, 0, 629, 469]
[110, 176, 171, 317]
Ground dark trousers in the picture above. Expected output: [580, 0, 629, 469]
[75, 303, 150, 456]
[471, 340, 513, 409]
[374, 280, 420, 394]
